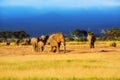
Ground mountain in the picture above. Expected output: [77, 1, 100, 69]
[0, 7, 120, 37]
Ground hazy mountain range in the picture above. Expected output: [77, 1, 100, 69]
[0, 7, 120, 37]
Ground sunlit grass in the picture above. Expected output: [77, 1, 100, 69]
[66, 41, 87, 45]
[0, 53, 120, 80]
[66, 41, 120, 48]
[0, 41, 120, 80]
[0, 77, 120, 80]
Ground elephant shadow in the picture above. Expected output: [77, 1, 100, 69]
[99, 50, 117, 53]
[60, 50, 74, 53]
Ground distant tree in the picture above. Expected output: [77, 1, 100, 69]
[101, 28, 120, 40]
[0, 30, 30, 40]
[5, 31, 13, 38]
[69, 29, 87, 38]
[13, 30, 30, 39]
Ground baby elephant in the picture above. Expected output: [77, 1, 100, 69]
[37, 41, 45, 52]
[31, 37, 39, 52]
[37, 35, 49, 52]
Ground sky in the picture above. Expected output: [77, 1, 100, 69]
[0, 0, 120, 36]
[1, 0, 120, 9]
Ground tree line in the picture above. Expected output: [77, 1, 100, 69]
[0, 30, 29, 40]
[67, 28, 120, 41]
[101, 28, 120, 40]
[0, 28, 120, 42]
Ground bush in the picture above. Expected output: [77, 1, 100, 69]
[109, 42, 117, 47]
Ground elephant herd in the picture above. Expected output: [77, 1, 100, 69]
[31, 32, 66, 53]
[30, 32, 96, 53]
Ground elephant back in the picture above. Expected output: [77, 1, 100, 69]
[50, 32, 65, 43]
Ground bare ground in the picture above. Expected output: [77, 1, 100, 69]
[0, 44, 120, 56]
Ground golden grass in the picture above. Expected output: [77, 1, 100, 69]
[0, 53, 120, 79]
[0, 42, 120, 80]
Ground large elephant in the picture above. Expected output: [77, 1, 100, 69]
[31, 37, 39, 52]
[47, 32, 66, 53]
[37, 35, 49, 52]
[87, 32, 96, 48]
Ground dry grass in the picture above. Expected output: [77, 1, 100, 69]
[0, 42, 120, 80]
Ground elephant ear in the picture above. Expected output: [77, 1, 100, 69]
[87, 34, 92, 41]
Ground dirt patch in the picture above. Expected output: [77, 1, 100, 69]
[0, 45, 120, 56]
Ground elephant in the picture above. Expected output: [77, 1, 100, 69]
[87, 32, 96, 48]
[47, 37, 58, 52]
[31, 37, 39, 52]
[39, 35, 49, 44]
[23, 37, 31, 45]
[6, 41, 10, 45]
[37, 35, 49, 52]
[47, 32, 66, 53]
[37, 41, 45, 52]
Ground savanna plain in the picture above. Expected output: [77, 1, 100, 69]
[0, 41, 120, 80]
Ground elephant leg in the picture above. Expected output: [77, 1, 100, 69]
[41, 46, 44, 52]
[64, 46, 66, 53]
[90, 41, 94, 48]
[57, 43, 61, 53]
[38, 47, 40, 52]
[35, 44, 38, 52]
[33, 44, 36, 51]
[63, 43, 66, 53]
[38, 46, 44, 52]
[56, 45, 60, 53]
[56, 46, 59, 53]
[38, 47, 42, 52]
[90, 42, 92, 48]
[53, 46, 57, 52]
[51, 46, 53, 52]
[91, 42, 94, 48]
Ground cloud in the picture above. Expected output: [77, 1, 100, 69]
[0, 0, 120, 9]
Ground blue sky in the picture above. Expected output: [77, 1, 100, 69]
[0, 0, 120, 36]
[1, 0, 120, 9]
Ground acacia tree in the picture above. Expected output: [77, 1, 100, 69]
[69, 29, 87, 38]
[101, 28, 120, 40]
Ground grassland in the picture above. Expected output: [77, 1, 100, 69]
[0, 41, 120, 80]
